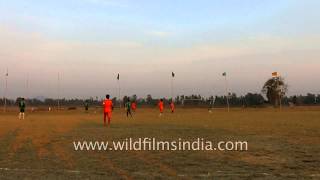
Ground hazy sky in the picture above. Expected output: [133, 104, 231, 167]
[0, 0, 319, 99]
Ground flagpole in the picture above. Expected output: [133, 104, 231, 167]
[171, 73, 173, 101]
[4, 68, 8, 112]
[26, 73, 29, 100]
[118, 80, 121, 108]
[117, 73, 121, 108]
[58, 72, 60, 111]
[224, 74, 230, 112]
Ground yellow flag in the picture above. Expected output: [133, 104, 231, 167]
[272, 72, 278, 77]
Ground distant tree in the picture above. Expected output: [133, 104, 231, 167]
[262, 77, 288, 107]
[303, 93, 316, 104]
[244, 93, 265, 106]
[229, 93, 239, 106]
[214, 96, 225, 106]
[44, 98, 55, 106]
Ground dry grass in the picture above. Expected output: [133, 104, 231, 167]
[0, 107, 319, 179]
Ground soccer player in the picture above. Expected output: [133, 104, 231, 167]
[170, 101, 175, 113]
[103, 94, 113, 127]
[158, 99, 164, 116]
[84, 100, 89, 112]
[125, 98, 133, 118]
[18, 98, 26, 120]
[131, 101, 137, 112]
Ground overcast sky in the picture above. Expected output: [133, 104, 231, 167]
[0, 0, 319, 99]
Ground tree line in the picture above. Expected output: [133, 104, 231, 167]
[0, 93, 319, 108]
[1, 77, 319, 108]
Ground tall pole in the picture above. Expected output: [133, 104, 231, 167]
[58, 72, 60, 111]
[118, 80, 120, 108]
[171, 71, 175, 102]
[4, 68, 8, 112]
[117, 73, 121, 108]
[209, 96, 216, 112]
[224, 74, 230, 112]
[26, 73, 29, 100]
[171, 74, 173, 101]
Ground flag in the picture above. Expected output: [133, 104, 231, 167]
[272, 72, 278, 77]
[172, 72, 175, 77]
[117, 73, 119, 80]
[222, 72, 226, 76]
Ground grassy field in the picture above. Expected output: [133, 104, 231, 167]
[0, 107, 319, 179]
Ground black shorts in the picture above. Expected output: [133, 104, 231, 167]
[20, 109, 25, 113]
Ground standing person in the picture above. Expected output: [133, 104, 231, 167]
[125, 98, 133, 118]
[103, 94, 113, 127]
[18, 98, 26, 120]
[170, 101, 175, 113]
[84, 100, 89, 112]
[131, 101, 137, 112]
[158, 99, 164, 116]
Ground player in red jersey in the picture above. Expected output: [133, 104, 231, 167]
[170, 100, 175, 113]
[131, 101, 137, 112]
[103, 94, 113, 127]
[158, 99, 164, 116]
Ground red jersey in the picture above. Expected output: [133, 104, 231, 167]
[103, 99, 113, 112]
[170, 102, 175, 110]
[158, 101, 164, 111]
[131, 102, 137, 110]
